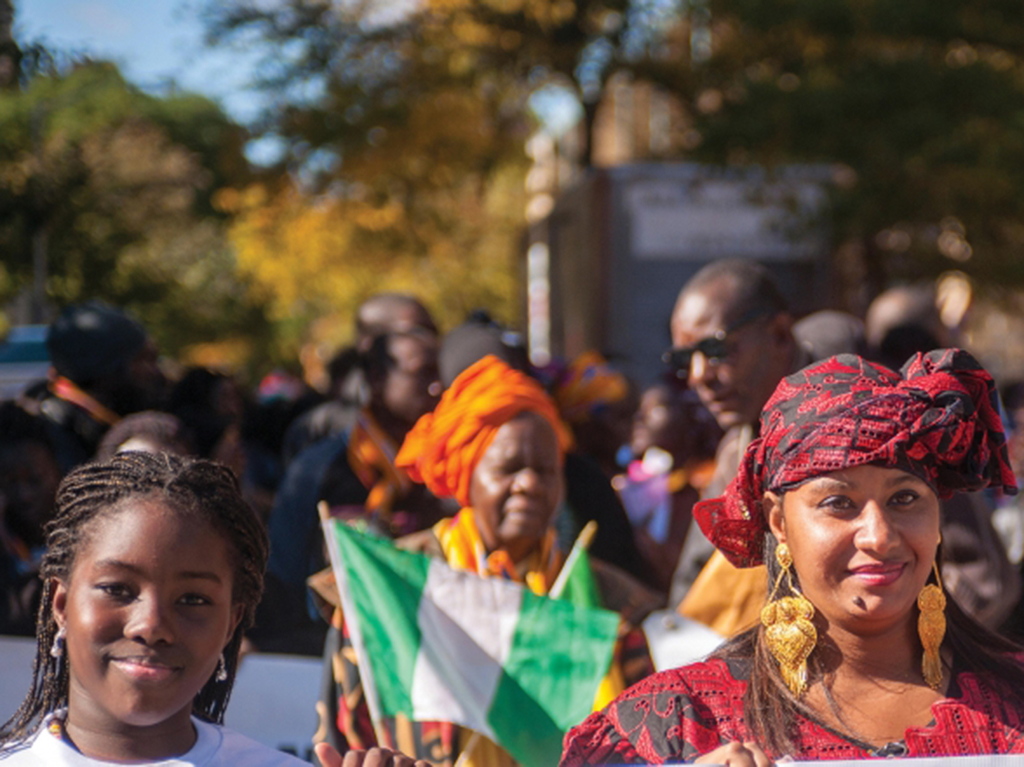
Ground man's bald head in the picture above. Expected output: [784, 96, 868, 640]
[670, 259, 795, 431]
[673, 259, 788, 328]
[356, 293, 438, 351]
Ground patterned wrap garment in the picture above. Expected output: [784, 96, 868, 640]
[561, 657, 1024, 764]
[695, 348, 1016, 569]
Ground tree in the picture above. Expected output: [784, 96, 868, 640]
[203, 0, 677, 168]
[0, 59, 271, 364]
[637, 0, 1024, 297]
[0, 0, 17, 90]
[218, 157, 526, 353]
[199, 1, 688, 360]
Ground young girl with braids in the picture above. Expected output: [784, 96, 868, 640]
[0, 451, 308, 765]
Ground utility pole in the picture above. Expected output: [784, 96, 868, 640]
[0, 0, 18, 90]
[29, 102, 49, 324]
[5, 0, 48, 323]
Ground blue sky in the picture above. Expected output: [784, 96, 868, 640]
[13, 0, 575, 158]
[14, 0, 263, 123]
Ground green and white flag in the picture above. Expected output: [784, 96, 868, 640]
[322, 517, 620, 767]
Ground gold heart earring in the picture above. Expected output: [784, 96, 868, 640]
[761, 543, 817, 697]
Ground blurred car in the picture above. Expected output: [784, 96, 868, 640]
[0, 325, 50, 399]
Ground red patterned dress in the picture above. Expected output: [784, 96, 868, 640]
[561, 657, 1024, 764]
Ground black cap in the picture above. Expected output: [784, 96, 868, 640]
[48, 301, 148, 385]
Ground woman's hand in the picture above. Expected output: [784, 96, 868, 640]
[695, 741, 774, 767]
[313, 743, 432, 767]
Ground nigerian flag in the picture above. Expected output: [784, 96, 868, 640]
[322, 517, 619, 767]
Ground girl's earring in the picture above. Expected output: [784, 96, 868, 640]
[215, 653, 229, 682]
[50, 625, 66, 659]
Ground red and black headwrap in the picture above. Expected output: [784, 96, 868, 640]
[694, 348, 1017, 568]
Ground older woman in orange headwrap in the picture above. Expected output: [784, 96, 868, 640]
[312, 356, 658, 767]
[397, 354, 574, 588]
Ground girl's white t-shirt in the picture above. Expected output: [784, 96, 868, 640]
[0, 717, 309, 766]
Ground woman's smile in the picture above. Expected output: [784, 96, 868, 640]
[846, 561, 908, 587]
[468, 412, 564, 562]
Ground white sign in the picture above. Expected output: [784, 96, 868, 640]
[626, 177, 825, 262]
[642, 609, 723, 671]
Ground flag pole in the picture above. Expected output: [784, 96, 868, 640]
[318, 501, 391, 748]
[453, 732, 481, 767]
[549, 520, 598, 599]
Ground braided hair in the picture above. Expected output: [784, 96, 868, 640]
[0, 451, 269, 747]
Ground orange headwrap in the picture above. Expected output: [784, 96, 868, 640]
[396, 355, 572, 507]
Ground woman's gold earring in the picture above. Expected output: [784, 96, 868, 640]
[918, 561, 946, 690]
[761, 543, 817, 697]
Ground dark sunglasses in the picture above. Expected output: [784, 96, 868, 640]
[662, 307, 776, 378]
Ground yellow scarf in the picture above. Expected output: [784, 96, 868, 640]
[432, 508, 562, 597]
[346, 409, 410, 520]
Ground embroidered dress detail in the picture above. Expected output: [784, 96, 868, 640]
[560, 658, 1024, 765]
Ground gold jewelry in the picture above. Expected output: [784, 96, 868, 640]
[761, 543, 817, 697]
[918, 561, 946, 690]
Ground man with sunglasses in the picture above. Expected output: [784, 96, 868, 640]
[665, 259, 805, 612]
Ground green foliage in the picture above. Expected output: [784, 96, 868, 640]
[640, 0, 1024, 289]
[201, 0, 1024, 313]
[0, 59, 270, 362]
[202, 0, 660, 166]
[197, 1, 689, 366]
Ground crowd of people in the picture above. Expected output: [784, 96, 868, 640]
[2, 257, 1024, 764]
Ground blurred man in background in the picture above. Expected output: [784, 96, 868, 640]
[665, 259, 801, 622]
[34, 301, 167, 471]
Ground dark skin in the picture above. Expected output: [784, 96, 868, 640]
[630, 384, 694, 461]
[671, 280, 795, 433]
[628, 384, 719, 592]
[766, 466, 946, 748]
[695, 466, 945, 765]
[367, 334, 442, 446]
[356, 296, 437, 352]
[51, 498, 244, 762]
[92, 340, 169, 416]
[363, 333, 447, 529]
[468, 412, 564, 564]
[573, 394, 636, 479]
[0, 439, 61, 548]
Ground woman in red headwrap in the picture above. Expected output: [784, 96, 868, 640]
[312, 356, 659, 767]
[562, 349, 1024, 765]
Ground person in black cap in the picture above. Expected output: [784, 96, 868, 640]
[36, 301, 167, 471]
